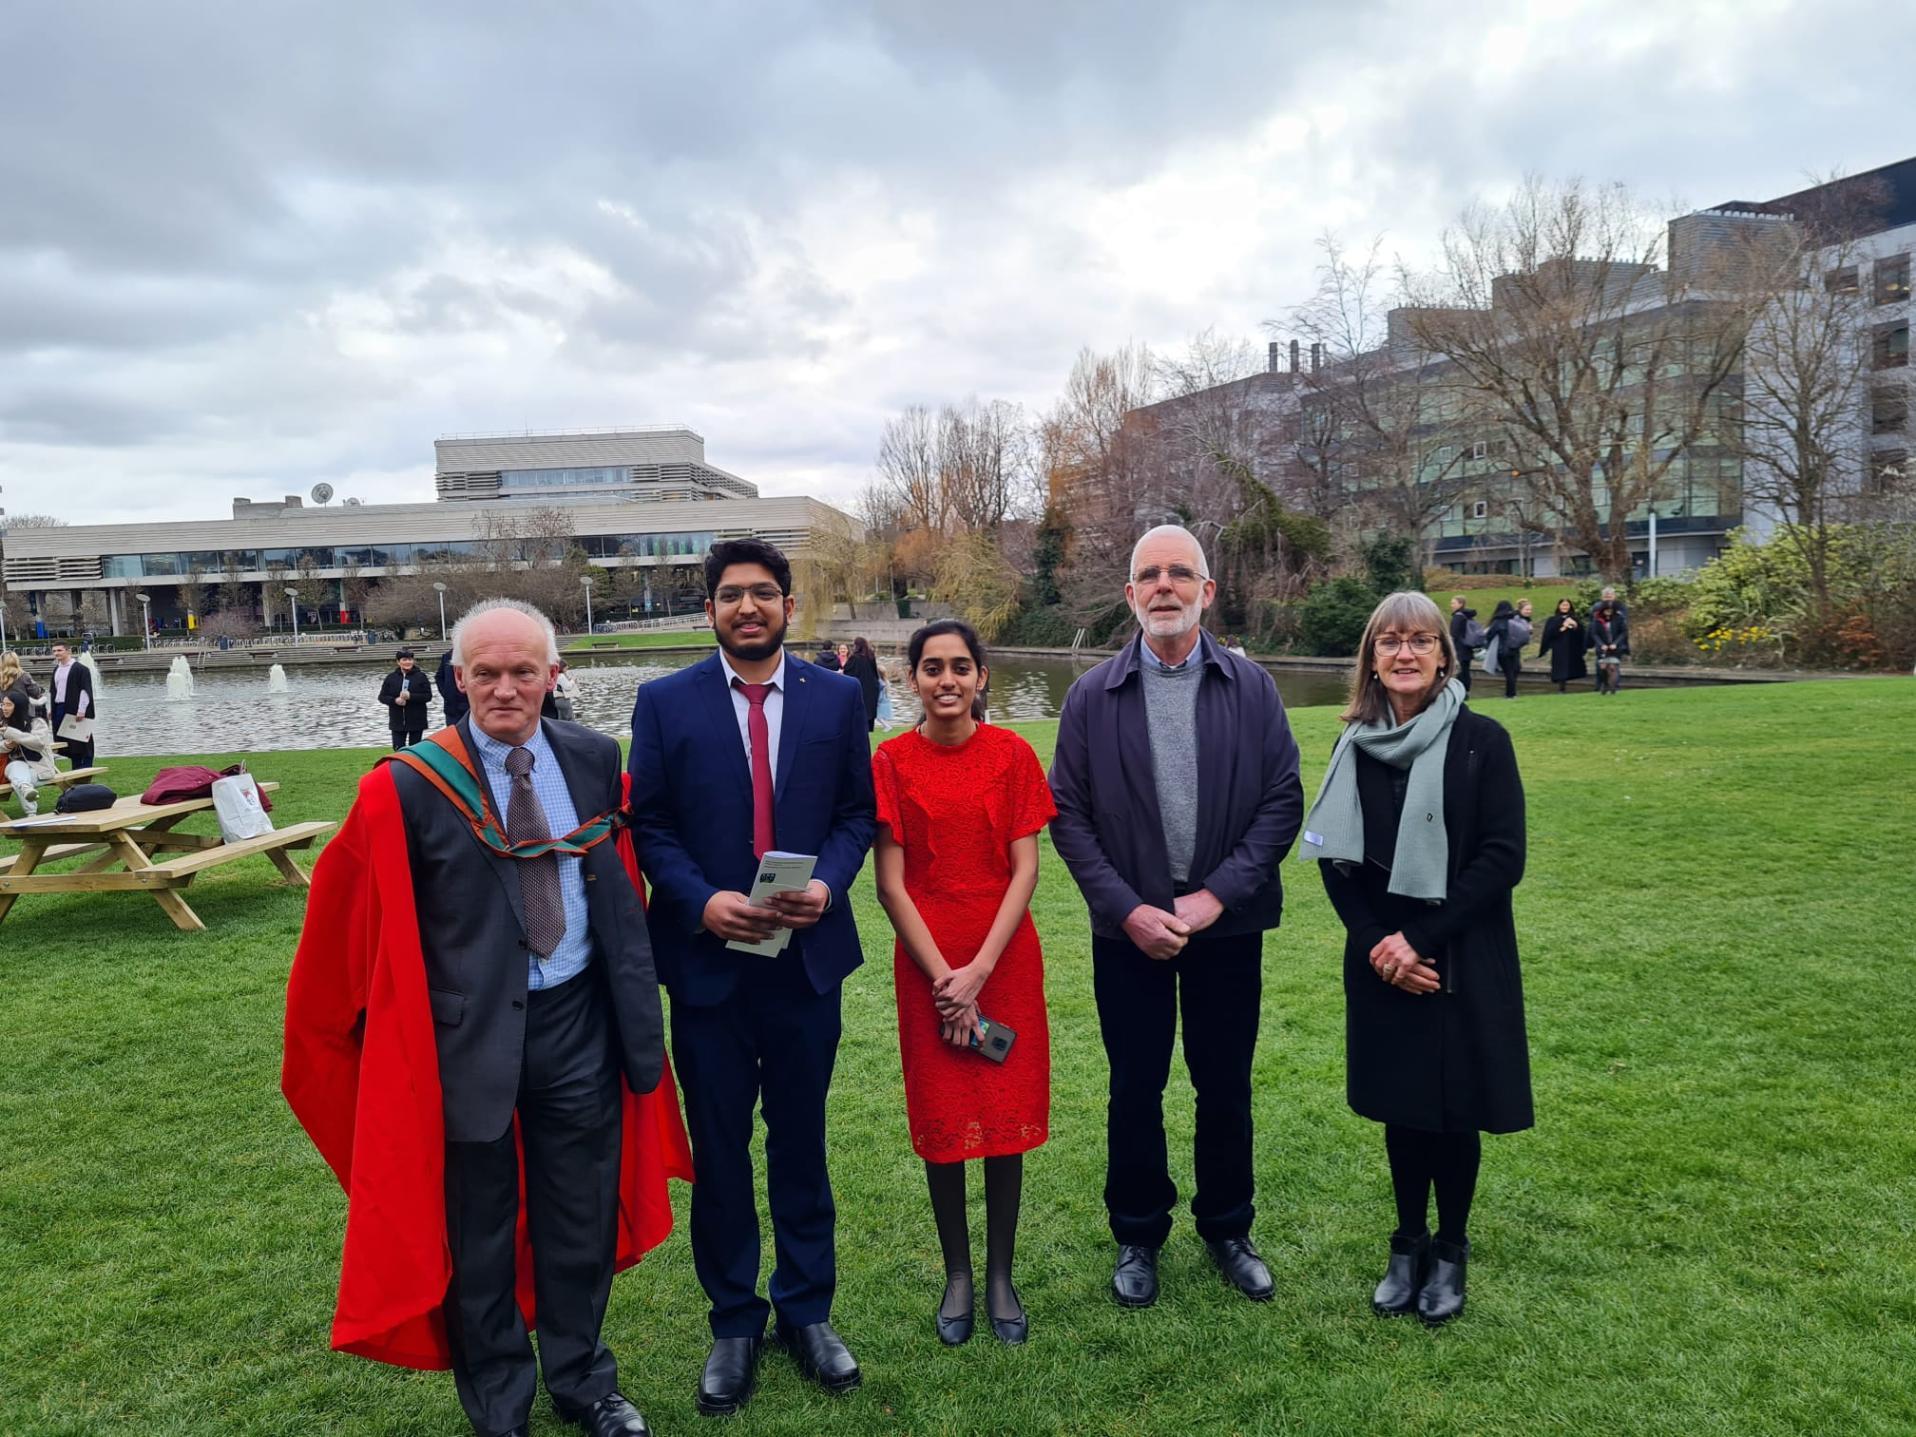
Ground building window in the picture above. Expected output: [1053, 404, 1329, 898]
[1470, 499, 1489, 520]
[1873, 321, 1909, 370]
[1872, 387, 1909, 434]
[1875, 255, 1911, 306]
[1826, 265, 1860, 296]
[1868, 450, 1907, 494]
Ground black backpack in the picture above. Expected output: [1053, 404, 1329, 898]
[54, 783, 117, 813]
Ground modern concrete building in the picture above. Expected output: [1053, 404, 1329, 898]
[3, 427, 854, 636]
[433, 425, 759, 503]
[1125, 158, 1915, 579]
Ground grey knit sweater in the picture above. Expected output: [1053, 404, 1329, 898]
[1141, 656, 1203, 883]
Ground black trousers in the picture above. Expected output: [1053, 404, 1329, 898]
[391, 720, 425, 751]
[1092, 927, 1263, 1247]
[1501, 654, 1522, 698]
[50, 703, 94, 769]
[444, 970, 622, 1436]
[1456, 658, 1473, 695]
[671, 958, 842, 1338]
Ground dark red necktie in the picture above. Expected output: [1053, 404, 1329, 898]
[735, 679, 775, 858]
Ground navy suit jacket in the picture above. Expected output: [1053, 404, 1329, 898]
[627, 651, 876, 1007]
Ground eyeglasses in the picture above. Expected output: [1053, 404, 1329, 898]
[1132, 564, 1203, 586]
[1373, 634, 1440, 656]
[714, 584, 785, 606]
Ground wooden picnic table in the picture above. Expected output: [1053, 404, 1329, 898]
[0, 783, 334, 932]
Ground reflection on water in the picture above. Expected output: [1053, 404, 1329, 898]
[89, 650, 1354, 756]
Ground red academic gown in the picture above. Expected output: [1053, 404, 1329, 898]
[282, 765, 693, 1370]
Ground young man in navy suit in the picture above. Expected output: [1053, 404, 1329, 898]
[627, 538, 876, 1416]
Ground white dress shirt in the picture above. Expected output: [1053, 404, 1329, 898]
[52, 661, 90, 716]
[718, 650, 785, 793]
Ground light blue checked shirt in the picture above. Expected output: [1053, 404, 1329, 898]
[471, 722, 592, 991]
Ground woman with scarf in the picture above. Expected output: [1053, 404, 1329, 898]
[1299, 591, 1532, 1326]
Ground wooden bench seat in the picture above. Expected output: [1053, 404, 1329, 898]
[144, 821, 334, 880]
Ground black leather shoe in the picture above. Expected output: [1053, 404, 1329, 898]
[1111, 1244, 1160, 1308]
[1206, 1236, 1275, 1301]
[1372, 1230, 1430, 1316]
[988, 1288, 1029, 1346]
[936, 1275, 974, 1346]
[559, 1390, 650, 1436]
[696, 1336, 762, 1417]
[774, 1320, 862, 1394]
[1417, 1238, 1469, 1326]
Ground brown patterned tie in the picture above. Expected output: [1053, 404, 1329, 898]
[504, 746, 567, 958]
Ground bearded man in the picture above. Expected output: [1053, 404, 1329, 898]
[1046, 524, 1303, 1310]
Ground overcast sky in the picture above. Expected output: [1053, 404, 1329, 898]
[2, 0, 1902, 526]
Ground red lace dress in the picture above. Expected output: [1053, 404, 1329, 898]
[873, 723, 1056, 1162]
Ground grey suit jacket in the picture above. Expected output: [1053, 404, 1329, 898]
[392, 716, 664, 1143]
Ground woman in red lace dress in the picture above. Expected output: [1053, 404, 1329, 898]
[873, 619, 1055, 1349]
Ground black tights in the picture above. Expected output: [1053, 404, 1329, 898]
[926, 1155, 1023, 1322]
[1384, 1125, 1481, 1245]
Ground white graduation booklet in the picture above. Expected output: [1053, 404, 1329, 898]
[724, 851, 818, 957]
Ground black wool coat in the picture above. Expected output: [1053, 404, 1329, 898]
[1318, 707, 1534, 1134]
[1538, 613, 1588, 684]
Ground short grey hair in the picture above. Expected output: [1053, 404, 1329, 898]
[1128, 524, 1211, 582]
[450, 597, 561, 667]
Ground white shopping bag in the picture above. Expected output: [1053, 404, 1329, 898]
[211, 771, 274, 843]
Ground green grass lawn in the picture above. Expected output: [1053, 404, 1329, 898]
[3, 680, 1913, 1435]
[1430, 582, 1581, 616]
[565, 629, 716, 653]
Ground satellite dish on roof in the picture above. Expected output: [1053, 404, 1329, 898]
[311, 482, 335, 505]
[343, 497, 363, 507]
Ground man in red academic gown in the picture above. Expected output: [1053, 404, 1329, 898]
[285, 599, 690, 1437]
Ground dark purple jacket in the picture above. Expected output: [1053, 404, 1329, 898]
[1048, 631, 1304, 940]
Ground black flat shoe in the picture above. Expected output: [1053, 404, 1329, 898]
[1111, 1244, 1160, 1308]
[1372, 1230, 1430, 1316]
[559, 1390, 650, 1436]
[1206, 1236, 1275, 1302]
[1417, 1238, 1469, 1326]
[774, 1319, 862, 1394]
[937, 1275, 974, 1346]
[988, 1287, 1029, 1346]
[696, 1336, 762, 1417]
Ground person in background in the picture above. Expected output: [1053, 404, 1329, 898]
[1480, 602, 1516, 700]
[1502, 600, 1534, 700]
[1536, 599, 1587, 692]
[841, 637, 882, 732]
[873, 657, 896, 731]
[553, 659, 581, 722]
[48, 642, 95, 769]
[378, 649, 433, 750]
[1, 689, 57, 815]
[1588, 599, 1630, 694]
[872, 619, 1056, 1348]
[1448, 597, 1480, 696]
[813, 641, 841, 672]
[835, 642, 851, 673]
[1225, 635, 1250, 658]
[1597, 585, 1629, 625]
[1048, 524, 1304, 1311]
[1303, 590, 1532, 1327]
[438, 646, 471, 727]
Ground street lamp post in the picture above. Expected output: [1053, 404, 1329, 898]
[285, 587, 301, 641]
[433, 581, 448, 641]
[581, 574, 595, 634]
[135, 592, 152, 650]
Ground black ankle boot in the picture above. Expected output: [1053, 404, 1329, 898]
[1372, 1230, 1429, 1316]
[1416, 1238, 1468, 1325]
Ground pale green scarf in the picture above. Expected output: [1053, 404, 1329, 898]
[1299, 678, 1464, 902]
